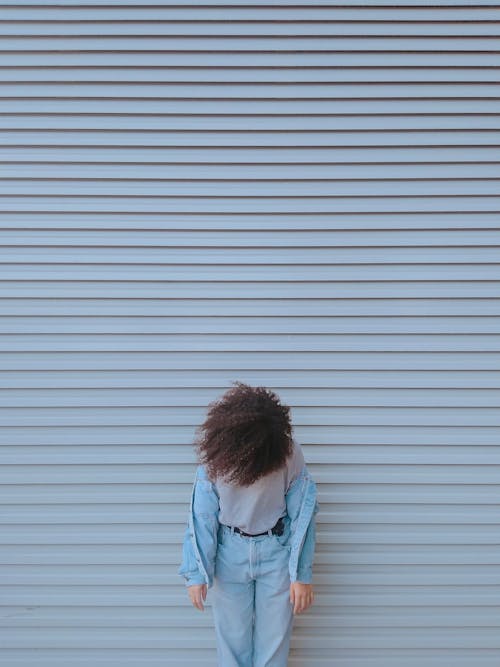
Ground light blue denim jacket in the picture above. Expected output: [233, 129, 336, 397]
[179, 463, 319, 587]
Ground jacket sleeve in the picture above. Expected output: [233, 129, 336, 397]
[178, 466, 220, 588]
[286, 463, 320, 584]
[295, 499, 319, 584]
[179, 521, 207, 587]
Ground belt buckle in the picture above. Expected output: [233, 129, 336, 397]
[233, 517, 284, 538]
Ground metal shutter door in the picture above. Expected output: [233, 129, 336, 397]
[1, 2, 499, 666]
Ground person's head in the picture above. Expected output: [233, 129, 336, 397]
[194, 380, 294, 486]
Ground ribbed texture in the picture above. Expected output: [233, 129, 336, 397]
[1, 3, 499, 666]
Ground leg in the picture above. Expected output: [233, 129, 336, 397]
[253, 536, 294, 667]
[211, 527, 255, 667]
[212, 577, 255, 667]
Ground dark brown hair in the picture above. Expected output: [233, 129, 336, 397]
[194, 380, 294, 486]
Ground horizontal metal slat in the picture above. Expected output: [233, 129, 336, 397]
[2, 584, 500, 607]
[2, 246, 500, 262]
[2, 623, 500, 649]
[6, 0, 500, 6]
[0, 651, 494, 667]
[2, 425, 498, 446]
[2, 99, 500, 114]
[4, 145, 500, 162]
[0, 605, 497, 627]
[2, 542, 500, 566]
[4, 114, 500, 131]
[2, 20, 500, 37]
[12, 129, 500, 149]
[1, 282, 499, 299]
[1, 35, 500, 51]
[1, 405, 500, 427]
[3, 329, 498, 350]
[2, 298, 500, 317]
[0, 265, 499, 280]
[4, 82, 500, 97]
[2, 7, 500, 21]
[1, 387, 499, 408]
[0, 367, 498, 386]
[2, 179, 500, 195]
[1, 351, 500, 373]
[2, 68, 500, 84]
[3, 443, 500, 465]
[3, 564, 500, 586]
[1, 464, 500, 485]
[3, 163, 500, 179]
[2, 504, 500, 525]
[1, 51, 500, 67]
[2, 195, 500, 214]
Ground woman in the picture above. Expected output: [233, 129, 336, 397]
[179, 381, 319, 667]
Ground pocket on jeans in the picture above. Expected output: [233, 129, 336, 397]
[273, 533, 291, 550]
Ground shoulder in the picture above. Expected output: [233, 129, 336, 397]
[195, 464, 219, 494]
[285, 437, 306, 490]
[289, 437, 305, 469]
[195, 464, 208, 480]
[192, 465, 219, 513]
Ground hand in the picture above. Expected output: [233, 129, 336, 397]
[289, 582, 314, 615]
[187, 583, 207, 611]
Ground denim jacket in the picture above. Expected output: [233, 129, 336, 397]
[179, 463, 319, 587]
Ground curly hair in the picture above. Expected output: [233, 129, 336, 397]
[194, 380, 294, 487]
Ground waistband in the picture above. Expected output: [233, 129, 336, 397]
[221, 515, 285, 538]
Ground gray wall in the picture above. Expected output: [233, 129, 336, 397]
[1, 2, 499, 666]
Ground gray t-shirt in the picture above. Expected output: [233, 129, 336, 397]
[214, 437, 305, 535]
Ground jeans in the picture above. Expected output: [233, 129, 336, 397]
[211, 518, 295, 667]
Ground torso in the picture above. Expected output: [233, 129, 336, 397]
[214, 438, 305, 534]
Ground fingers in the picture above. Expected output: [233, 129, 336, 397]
[195, 589, 204, 611]
[293, 593, 303, 615]
[295, 592, 312, 614]
[188, 588, 200, 611]
[188, 584, 207, 611]
[291, 588, 314, 615]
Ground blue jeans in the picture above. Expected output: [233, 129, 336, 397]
[211, 518, 295, 667]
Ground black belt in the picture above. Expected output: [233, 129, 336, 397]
[226, 516, 285, 538]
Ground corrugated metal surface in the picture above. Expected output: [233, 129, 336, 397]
[1, 2, 499, 665]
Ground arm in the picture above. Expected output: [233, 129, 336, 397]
[295, 499, 319, 584]
[285, 462, 319, 583]
[289, 504, 319, 614]
[178, 466, 220, 591]
[286, 466, 319, 614]
[179, 519, 209, 612]
[178, 521, 207, 587]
